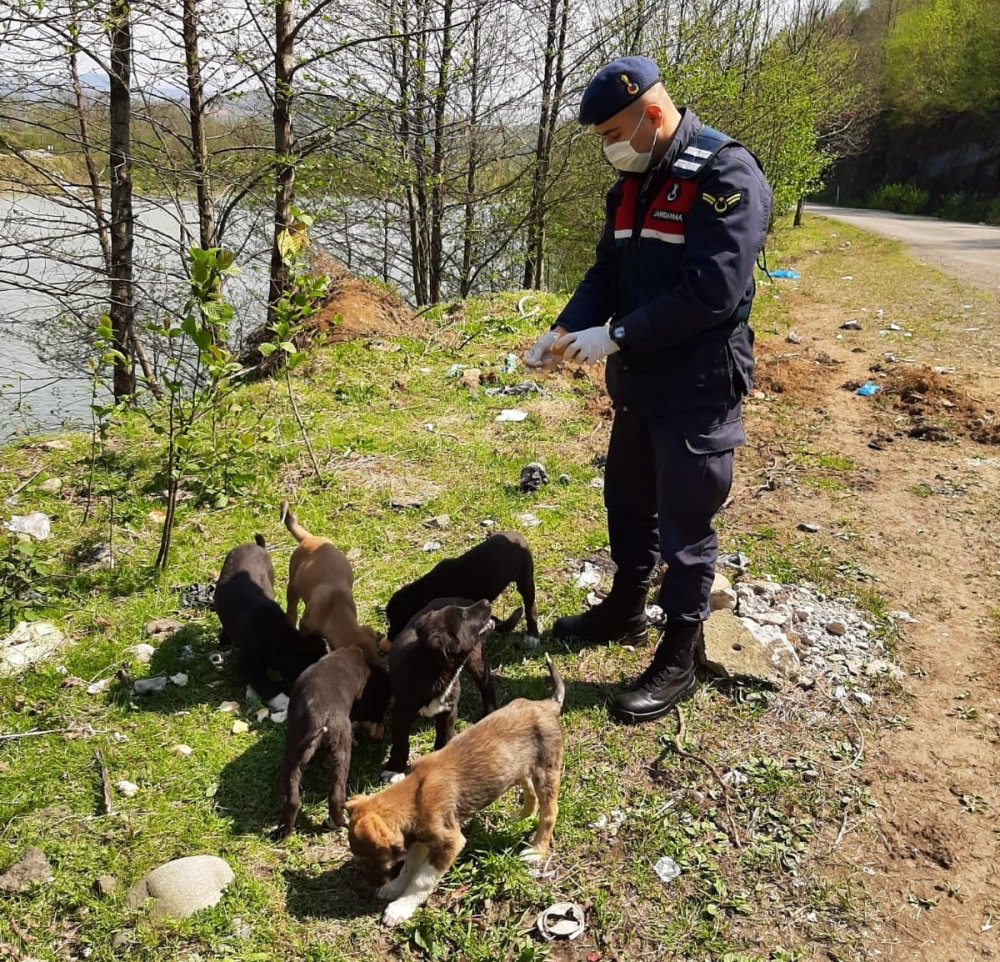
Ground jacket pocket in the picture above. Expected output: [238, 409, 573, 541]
[684, 415, 747, 454]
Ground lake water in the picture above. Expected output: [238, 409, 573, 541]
[0, 193, 272, 440]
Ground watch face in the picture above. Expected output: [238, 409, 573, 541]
[613, 326, 625, 342]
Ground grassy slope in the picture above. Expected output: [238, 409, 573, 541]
[0, 220, 912, 962]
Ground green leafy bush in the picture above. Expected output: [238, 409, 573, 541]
[866, 183, 929, 214]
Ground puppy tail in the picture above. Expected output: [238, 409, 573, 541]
[544, 654, 564, 711]
[254, 533, 267, 548]
[493, 606, 523, 633]
[280, 500, 311, 542]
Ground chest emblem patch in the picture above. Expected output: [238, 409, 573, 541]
[702, 190, 743, 214]
[666, 182, 680, 202]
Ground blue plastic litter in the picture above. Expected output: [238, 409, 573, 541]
[855, 381, 881, 397]
[770, 269, 800, 280]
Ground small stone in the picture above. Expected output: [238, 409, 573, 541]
[889, 610, 918, 624]
[852, 690, 873, 707]
[126, 644, 156, 665]
[170, 744, 193, 757]
[495, 409, 528, 423]
[794, 608, 811, 623]
[797, 522, 820, 533]
[269, 710, 287, 724]
[116, 780, 139, 798]
[518, 463, 549, 493]
[41, 439, 71, 451]
[840, 319, 861, 330]
[111, 932, 129, 950]
[832, 685, 847, 701]
[231, 720, 249, 735]
[786, 330, 801, 344]
[459, 368, 481, 390]
[216, 701, 239, 713]
[178, 645, 197, 662]
[0, 847, 54, 892]
[255, 707, 269, 723]
[826, 621, 847, 636]
[480, 519, 496, 528]
[87, 679, 110, 695]
[421, 541, 442, 552]
[557, 474, 571, 485]
[95, 875, 118, 898]
[133, 676, 167, 695]
[423, 515, 450, 530]
[589, 477, 604, 489]
[516, 512, 541, 528]
[39, 478, 63, 494]
[748, 611, 788, 628]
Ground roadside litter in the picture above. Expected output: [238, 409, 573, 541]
[855, 382, 881, 397]
[495, 409, 528, 423]
[653, 856, 681, 885]
[518, 463, 548, 493]
[770, 269, 800, 280]
[6, 512, 51, 540]
[536, 902, 586, 941]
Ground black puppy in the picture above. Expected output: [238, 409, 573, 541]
[385, 531, 539, 645]
[276, 645, 392, 837]
[382, 598, 494, 782]
[214, 536, 327, 711]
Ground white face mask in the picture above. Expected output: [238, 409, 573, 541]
[602, 111, 657, 173]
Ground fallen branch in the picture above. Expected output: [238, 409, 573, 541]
[94, 749, 114, 816]
[7, 468, 43, 499]
[285, 369, 322, 484]
[0, 727, 108, 742]
[653, 705, 743, 850]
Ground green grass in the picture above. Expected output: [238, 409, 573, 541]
[1, 242, 894, 960]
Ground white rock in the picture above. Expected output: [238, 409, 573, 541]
[5, 512, 51, 540]
[0, 621, 64, 676]
[589, 477, 605, 489]
[269, 710, 287, 724]
[852, 691, 873, 707]
[116, 780, 139, 797]
[495, 409, 528, 423]
[421, 541, 442, 552]
[126, 855, 234, 920]
[254, 708, 269, 723]
[889, 610, 918, 624]
[126, 644, 156, 664]
[86, 679, 110, 695]
[170, 745, 193, 758]
[39, 478, 63, 494]
[216, 701, 240, 713]
[575, 562, 602, 589]
[748, 611, 788, 627]
[231, 720, 249, 735]
[169, 673, 189, 687]
[516, 512, 541, 528]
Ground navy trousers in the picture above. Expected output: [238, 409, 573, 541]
[603, 406, 743, 623]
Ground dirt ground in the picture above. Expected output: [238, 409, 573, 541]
[738, 266, 1000, 959]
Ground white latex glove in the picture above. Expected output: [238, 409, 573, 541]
[524, 328, 565, 369]
[555, 326, 619, 364]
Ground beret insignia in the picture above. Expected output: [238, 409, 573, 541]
[619, 73, 640, 96]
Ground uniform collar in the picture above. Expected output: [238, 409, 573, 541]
[652, 106, 700, 174]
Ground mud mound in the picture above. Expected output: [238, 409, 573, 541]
[753, 341, 842, 396]
[243, 247, 413, 378]
[878, 366, 1000, 445]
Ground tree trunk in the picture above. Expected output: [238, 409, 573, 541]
[459, 1, 482, 298]
[522, 0, 566, 291]
[268, 0, 295, 329]
[794, 195, 805, 226]
[108, 0, 136, 400]
[182, 0, 214, 253]
[428, 0, 454, 304]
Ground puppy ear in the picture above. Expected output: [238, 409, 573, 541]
[344, 795, 367, 818]
[351, 811, 397, 850]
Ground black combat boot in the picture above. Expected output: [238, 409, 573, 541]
[551, 576, 649, 646]
[609, 621, 701, 724]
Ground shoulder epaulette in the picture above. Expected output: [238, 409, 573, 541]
[669, 125, 736, 180]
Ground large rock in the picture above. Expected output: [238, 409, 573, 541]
[127, 856, 234, 919]
[1, 622, 65, 676]
[699, 610, 783, 688]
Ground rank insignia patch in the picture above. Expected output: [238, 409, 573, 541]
[701, 191, 743, 214]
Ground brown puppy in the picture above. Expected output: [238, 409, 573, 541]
[346, 655, 564, 927]
[281, 501, 380, 662]
[275, 644, 392, 838]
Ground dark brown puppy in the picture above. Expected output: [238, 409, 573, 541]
[276, 645, 392, 837]
[214, 536, 327, 711]
[385, 531, 539, 645]
[382, 599, 494, 783]
[346, 655, 564, 927]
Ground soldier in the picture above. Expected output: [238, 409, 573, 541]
[525, 56, 773, 724]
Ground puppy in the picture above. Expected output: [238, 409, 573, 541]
[281, 501, 381, 662]
[382, 598, 497, 782]
[276, 645, 392, 838]
[385, 531, 539, 646]
[214, 536, 327, 711]
[346, 655, 564, 927]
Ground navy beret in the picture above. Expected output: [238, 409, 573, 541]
[579, 56, 662, 126]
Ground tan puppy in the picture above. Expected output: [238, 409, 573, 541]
[281, 501, 380, 663]
[345, 655, 564, 927]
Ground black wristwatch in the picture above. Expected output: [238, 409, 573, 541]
[609, 324, 627, 349]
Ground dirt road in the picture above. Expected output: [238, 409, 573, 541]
[743, 216, 1000, 960]
[807, 204, 1000, 298]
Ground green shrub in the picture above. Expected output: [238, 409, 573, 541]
[935, 192, 973, 221]
[983, 198, 1000, 226]
[866, 182, 929, 215]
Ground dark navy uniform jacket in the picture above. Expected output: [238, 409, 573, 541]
[555, 108, 774, 447]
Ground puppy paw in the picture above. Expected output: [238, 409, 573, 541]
[376, 879, 406, 901]
[519, 845, 543, 863]
[268, 692, 290, 713]
[380, 770, 405, 784]
[521, 634, 541, 651]
[383, 897, 417, 926]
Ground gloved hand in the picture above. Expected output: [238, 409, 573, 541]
[555, 326, 619, 364]
[524, 327, 567, 369]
